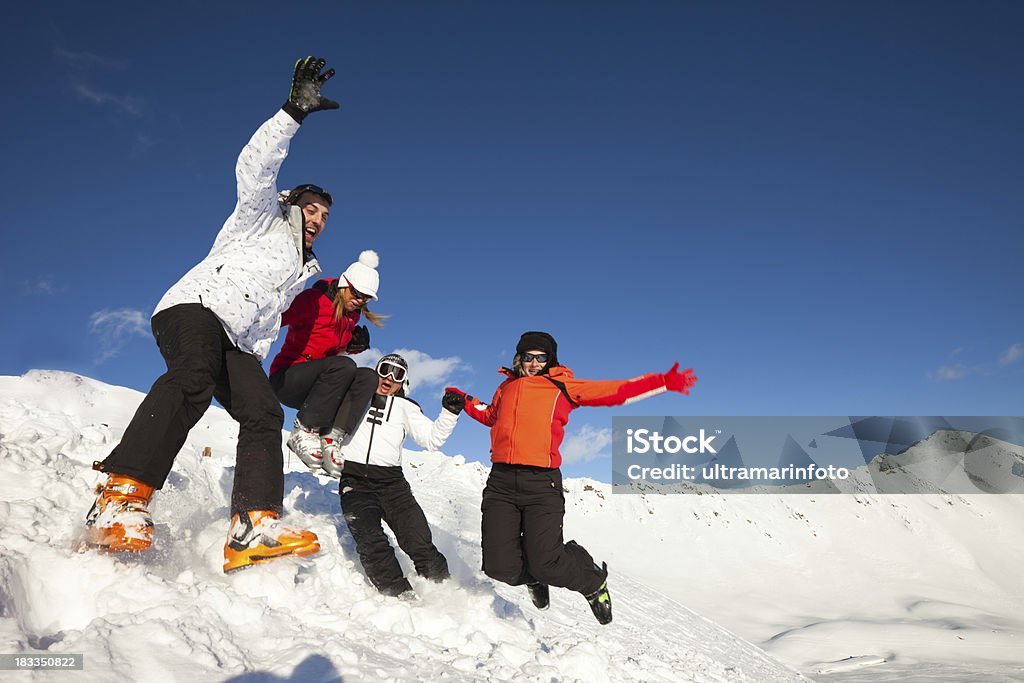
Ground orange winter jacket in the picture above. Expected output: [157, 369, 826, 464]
[464, 365, 668, 469]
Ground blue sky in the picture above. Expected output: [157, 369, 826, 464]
[2, 1, 1022, 481]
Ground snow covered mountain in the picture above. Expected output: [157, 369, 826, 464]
[1, 371, 1022, 681]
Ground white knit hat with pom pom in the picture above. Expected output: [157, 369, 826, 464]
[340, 250, 380, 300]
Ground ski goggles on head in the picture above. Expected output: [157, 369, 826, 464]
[520, 352, 549, 364]
[285, 183, 333, 206]
[377, 362, 407, 382]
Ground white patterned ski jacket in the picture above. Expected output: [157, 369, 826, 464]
[342, 394, 459, 468]
[154, 109, 322, 361]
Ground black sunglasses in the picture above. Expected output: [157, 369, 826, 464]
[287, 183, 333, 206]
[348, 286, 370, 301]
[520, 352, 549, 364]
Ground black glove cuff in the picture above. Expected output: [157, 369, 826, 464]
[282, 101, 307, 124]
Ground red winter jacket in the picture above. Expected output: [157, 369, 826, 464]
[269, 278, 360, 376]
[464, 365, 669, 469]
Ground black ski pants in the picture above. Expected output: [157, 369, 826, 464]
[101, 304, 285, 516]
[481, 463, 606, 595]
[270, 359, 376, 435]
[340, 465, 450, 596]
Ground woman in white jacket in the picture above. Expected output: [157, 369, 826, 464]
[337, 354, 466, 596]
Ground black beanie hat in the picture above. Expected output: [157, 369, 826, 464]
[283, 183, 334, 206]
[516, 331, 558, 366]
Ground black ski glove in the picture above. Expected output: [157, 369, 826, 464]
[442, 389, 466, 415]
[346, 325, 370, 354]
[282, 56, 340, 123]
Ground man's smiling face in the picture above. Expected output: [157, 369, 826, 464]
[294, 191, 330, 249]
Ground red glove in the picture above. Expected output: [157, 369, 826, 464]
[444, 387, 474, 403]
[663, 363, 697, 395]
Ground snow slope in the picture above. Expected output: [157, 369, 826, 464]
[0, 371, 804, 682]
[581, 466, 1024, 678]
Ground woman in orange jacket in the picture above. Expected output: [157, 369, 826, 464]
[447, 331, 696, 624]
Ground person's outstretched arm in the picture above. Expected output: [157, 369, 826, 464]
[445, 385, 503, 428]
[564, 363, 697, 407]
[404, 392, 462, 451]
[227, 56, 339, 242]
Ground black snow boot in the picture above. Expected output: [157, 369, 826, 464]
[527, 582, 550, 610]
[584, 563, 612, 625]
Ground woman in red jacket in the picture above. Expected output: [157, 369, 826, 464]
[448, 331, 696, 625]
[269, 250, 385, 476]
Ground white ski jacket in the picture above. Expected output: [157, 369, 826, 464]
[342, 394, 459, 468]
[153, 109, 321, 361]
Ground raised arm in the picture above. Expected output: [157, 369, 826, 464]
[230, 111, 300, 233]
[224, 56, 340, 242]
[404, 401, 459, 451]
[447, 385, 503, 428]
[564, 363, 697, 407]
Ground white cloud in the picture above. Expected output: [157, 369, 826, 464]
[932, 365, 967, 381]
[930, 344, 1024, 380]
[54, 45, 141, 117]
[560, 424, 613, 465]
[349, 347, 467, 397]
[396, 348, 467, 395]
[999, 344, 1023, 367]
[89, 308, 149, 336]
[37, 279, 63, 295]
[53, 46, 129, 70]
[72, 83, 142, 116]
[89, 308, 150, 363]
[21, 278, 66, 296]
[132, 132, 156, 155]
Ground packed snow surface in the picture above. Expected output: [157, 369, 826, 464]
[1, 370, 1022, 681]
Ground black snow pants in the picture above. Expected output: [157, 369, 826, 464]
[481, 463, 606, 595]
[339, 463, 450, 596]
[101, 304, 285, 516]
[270, 359, 376, 435]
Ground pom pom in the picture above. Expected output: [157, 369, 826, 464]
[358, 250, 379, 268]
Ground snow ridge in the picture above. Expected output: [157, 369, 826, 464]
[0, 371, 803, 682]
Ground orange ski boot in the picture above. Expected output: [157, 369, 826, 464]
[83, 472, 155, 552]
[223, 510, 320, 574]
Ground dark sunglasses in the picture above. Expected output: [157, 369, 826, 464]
[287, 183, 333, 206]
[520, 352, 549, 364]
[348, 286, 370, 301]
[377, 362, 407, 382]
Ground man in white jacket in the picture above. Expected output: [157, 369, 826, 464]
[335, 354, 465, 596]
[84, 56, 340, 574]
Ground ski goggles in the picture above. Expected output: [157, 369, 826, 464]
[377, 361, 407, 382]
[520, 352, 549, 364]
[285, 183, 333, 206]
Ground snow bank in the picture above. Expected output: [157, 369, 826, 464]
[0, 371, 804, 682]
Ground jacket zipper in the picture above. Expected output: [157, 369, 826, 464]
[364, 395, 389, 469]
